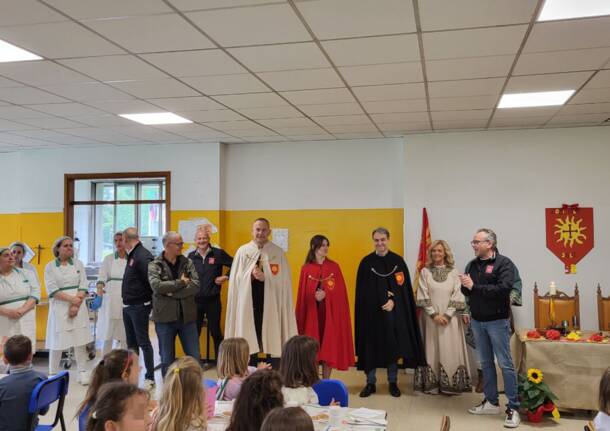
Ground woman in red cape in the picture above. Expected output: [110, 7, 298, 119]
[296, 235, 355, 379]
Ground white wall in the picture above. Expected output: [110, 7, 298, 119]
[0, 152, 19, 214]
[1, 143, 221, 213]
[404, 126, 610, 330]
[221, 138, 404, 210]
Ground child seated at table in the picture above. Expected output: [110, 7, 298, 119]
[279, 335, 319, 406]
[87, 382, 151, 431]
[0, 335, 46, 431]
[227, 369, 284, 431]
[592, 367, 610, 431]
[261, 407, 314, 431]
[77, 349, 140, 427]
[152, 356, 207, 431]
[216, 337, 269, 401]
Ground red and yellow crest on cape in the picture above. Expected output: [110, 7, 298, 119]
[326, 279, 335, 290]
[270, 263, 279, 275]
[395, 271, 405, 286]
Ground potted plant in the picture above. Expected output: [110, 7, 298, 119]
[518, 368, 560, 423]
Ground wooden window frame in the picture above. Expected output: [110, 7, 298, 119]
[64, 171, 171, 237]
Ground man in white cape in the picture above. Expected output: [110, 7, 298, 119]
[225, 218, 296, 366]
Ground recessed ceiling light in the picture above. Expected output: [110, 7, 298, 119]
[498, 90, 575, 108]
[119, 112, 192, 125]
[538, 0, 610, 21]
[0, 39, 42, 63]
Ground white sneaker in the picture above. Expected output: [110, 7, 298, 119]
[143, 379, 155, 392]
[78, 371, 90, 386]
[504, 408, 520, 428]
[468, 399, 501, 415]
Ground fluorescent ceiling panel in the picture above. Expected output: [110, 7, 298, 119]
[498, 90, 575, 108]
[119, 112, 192, 125]
[538, 0, 610, 21]
[0, 39, 42, 62]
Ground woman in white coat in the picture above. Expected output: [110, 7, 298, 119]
[45, 236, 93, 384]
[96, 232, 127, 356]
[10, 241, 40, 287]
[0, 247, 40, 351]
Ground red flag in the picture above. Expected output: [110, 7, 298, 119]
[413, 208, 431, 295]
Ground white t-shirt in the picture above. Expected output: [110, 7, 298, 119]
[594, 412, 610, 431]
[281, 386, 319, 406]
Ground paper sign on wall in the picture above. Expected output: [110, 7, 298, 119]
[178, 218, 218, 243]
[272, 228, 289, 252]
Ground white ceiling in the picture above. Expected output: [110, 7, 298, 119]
[0, 0, 608, 150]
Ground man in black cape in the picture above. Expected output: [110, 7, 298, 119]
[355, 227, 425, 398]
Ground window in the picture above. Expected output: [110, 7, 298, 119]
[65, 172, 170, 265]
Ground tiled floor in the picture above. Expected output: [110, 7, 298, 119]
[32, 355, 592, 431]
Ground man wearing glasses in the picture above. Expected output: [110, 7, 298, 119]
[148, 231, 200, 376]
[459, 228, 520, 428]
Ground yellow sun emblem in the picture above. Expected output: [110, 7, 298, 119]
[554, 216, 587, 248]
[527, 368, 543, 384]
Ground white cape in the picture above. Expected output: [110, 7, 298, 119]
[225, 241, 297, 356]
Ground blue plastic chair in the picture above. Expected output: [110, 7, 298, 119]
[312, 379, 349, 407]
[28, 371, 70, 431]
[203, 378, 218, 389]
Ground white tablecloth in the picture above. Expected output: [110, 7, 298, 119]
[208, 401, 387, 431]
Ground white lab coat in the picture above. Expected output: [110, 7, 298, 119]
[96, 253, 127, 342]
[0, 268, 39, 350]
[44, 258, 93, 350]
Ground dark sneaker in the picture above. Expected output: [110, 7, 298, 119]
[359, 383, 376, 397]
[389, 382, 401, 397]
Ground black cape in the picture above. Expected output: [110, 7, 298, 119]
[355, 251, 426, 372]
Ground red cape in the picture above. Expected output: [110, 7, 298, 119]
[296, 259, 355, 370]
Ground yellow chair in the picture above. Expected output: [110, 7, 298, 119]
[533, 283, 580, 330]
[597, 284, 610, 331]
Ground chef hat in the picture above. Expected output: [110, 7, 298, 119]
[9, 241, 36, 263]
[52, 236, 73, 258]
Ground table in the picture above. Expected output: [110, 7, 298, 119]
[208, 401, 387, 431]
[515, 329, 610, 411]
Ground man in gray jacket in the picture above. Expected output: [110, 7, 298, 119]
[149, 231, 200, 376]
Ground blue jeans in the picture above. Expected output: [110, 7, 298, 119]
[366, 363, 398, 384]
[155, 320, 201, 376]
[123, 303, 155, 381]
[471, 318, 519, 410]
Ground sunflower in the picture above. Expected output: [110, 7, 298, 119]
[528, 368, 543, 384]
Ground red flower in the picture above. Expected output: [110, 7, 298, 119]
[546, 329, 561, 340]
[527, 330, 541, 339]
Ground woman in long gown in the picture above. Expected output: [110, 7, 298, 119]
[414, 240, 471, 394]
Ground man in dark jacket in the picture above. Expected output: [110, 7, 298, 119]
[149, 231, 200, 376]
[187, 228, 233, 361]
[460, 228, 520, 428]
[122, 227, 155, 389]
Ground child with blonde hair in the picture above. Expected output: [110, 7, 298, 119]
[153, 356, 207, 431]
[216, 338, 268, 401]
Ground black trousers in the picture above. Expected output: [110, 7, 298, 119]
[251, 279, 265, 351]
[196, 296, 223, 360]
[123, 303, 155, 381]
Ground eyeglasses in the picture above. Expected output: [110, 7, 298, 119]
[470, 240, 489, 245]
[170, 242, 184, 246]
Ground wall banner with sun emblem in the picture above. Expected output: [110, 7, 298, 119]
[545, 204, 594, 274]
